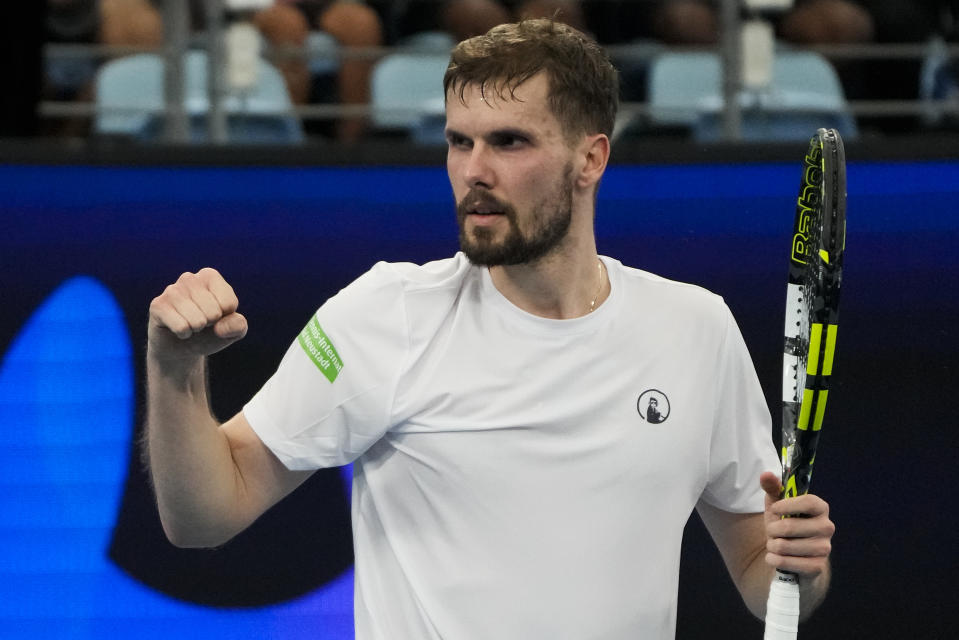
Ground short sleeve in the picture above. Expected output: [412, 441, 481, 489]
[699, 306, 781, 513]
[244, 262, 410, 470]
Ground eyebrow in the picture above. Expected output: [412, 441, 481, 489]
[445, 127, 535, 143]
[444, 127, 467, 141]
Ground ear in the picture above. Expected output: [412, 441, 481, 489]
[575, 133, 611, 191]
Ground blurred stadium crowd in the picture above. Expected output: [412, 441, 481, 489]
[3, 0, 958, 144]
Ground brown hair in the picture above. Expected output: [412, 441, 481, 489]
[444, 19, 619, 141]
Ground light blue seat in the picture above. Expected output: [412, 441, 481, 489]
[370, 52, 450, 145]
[306, 30, 340, 77]
[398, 30, 456, 53]
[94, 50, 304, 143]
[647, 49, 858, 141]
[920, 37, 959, 128]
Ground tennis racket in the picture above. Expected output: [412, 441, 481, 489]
[763, 128, 846, 640]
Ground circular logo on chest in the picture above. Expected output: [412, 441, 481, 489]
[637, 389, 670, 424]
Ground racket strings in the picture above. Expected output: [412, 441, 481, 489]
[791, 281, 814, 402]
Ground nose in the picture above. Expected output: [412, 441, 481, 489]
[462, 144, 495, 190]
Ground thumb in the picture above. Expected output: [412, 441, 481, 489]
[760, 470, 784, 506]
[212, 312, 248, 341]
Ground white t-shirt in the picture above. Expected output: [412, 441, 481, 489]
[244, 253, 779, 639]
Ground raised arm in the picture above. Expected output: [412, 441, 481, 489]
[697, 471, 834, 621]
[146, 268, 313, 548]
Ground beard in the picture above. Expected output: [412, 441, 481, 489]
[456, 163, 574, 266]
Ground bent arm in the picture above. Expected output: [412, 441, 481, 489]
[696, 501, 774, 620]
[145, 268, 313, 548]
[146, 354, 312, 548]
[697, 477, 833, 622]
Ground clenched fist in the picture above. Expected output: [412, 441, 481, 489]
[148, 268, 248, 361]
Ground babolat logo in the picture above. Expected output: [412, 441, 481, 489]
[791, 141, 823, 265]
[298, 315, 344, 383]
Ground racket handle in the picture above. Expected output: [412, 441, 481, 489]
[763, 570, 800, 640]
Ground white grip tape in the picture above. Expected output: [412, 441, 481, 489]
[764, 571, 800, 639]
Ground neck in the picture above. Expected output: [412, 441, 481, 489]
[488, 249, 608, 320]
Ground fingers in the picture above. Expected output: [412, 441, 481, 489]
[151, 284, 209, 339]
[766, 537, 831, 564]
[759, 470, 783, 503]
[765, 551, 830, 578]
[766, 501, 834, 542]
[768, 492, 829, 519]
[212, 311, 248, 340]
[150, 268, 237, 339]
[766, 526, 832, 577]
[762, 475, 835, 578]
[203, 267, 240, 316]
[149, 269, 248, 360]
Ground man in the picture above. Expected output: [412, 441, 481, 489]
[646, 397, 663, 424]
[146, 19, 834, 638]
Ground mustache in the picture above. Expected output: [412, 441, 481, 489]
[455, 189, 515, 219]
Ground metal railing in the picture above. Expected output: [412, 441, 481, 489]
[37, 0, 959, 144]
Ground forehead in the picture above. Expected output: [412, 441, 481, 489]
[445, 73, 562, 136]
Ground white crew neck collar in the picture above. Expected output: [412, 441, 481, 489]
[478, 256, 619, 336]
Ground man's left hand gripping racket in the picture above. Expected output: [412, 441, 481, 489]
[763, 128, 846, 640]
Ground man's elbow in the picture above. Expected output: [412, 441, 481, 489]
[159, 515, 241, 549]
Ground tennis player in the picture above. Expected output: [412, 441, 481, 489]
[146, 19, 834, 638]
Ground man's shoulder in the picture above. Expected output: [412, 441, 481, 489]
[609, 258, 727, 312]
[370, 252, 475, 292]
[333, 253, 476, 316]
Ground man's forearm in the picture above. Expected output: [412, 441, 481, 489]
[743, 561, 831, 624]
[146, 352, 245, 548]
[739, 547, 777, 620]
[739, 550, 830, 621]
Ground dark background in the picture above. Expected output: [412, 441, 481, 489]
[0, 137, 955, 638]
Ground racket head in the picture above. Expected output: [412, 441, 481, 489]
[780, 128, 846, 498]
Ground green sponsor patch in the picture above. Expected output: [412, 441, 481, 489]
[297, 316, 344, 383]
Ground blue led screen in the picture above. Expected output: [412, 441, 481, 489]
[0, 159, 955, 639]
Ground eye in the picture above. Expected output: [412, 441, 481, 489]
[446, 133, 472, 149]
[491, 133, 528, 148]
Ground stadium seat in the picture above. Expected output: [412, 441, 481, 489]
[920, 36, 959, 129]
[306, 30, 340, 77]
[647, 48, 858, 141]
[398, 30, 457, 53]
[370, 52, 450, 145]
[94, 50, 304, 143]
